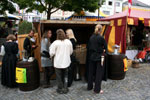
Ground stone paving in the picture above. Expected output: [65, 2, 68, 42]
[0, 64, 150, 100]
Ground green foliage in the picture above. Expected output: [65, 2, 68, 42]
[18, 21, 32, 34]
[0, 0, 16, 14]
[11, 0, 106, 19]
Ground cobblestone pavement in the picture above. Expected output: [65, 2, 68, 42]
[0, 64, 150, 100]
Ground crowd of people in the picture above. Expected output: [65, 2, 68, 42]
[0, 24, 108, 94]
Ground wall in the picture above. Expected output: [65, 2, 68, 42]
[100, 0, 123, 16]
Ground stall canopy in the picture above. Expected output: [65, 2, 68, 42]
[0, 13, 20, 21]
[66, 11, 108, 21]
[100, 9, 150, 54]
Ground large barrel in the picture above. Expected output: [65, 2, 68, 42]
[107, 54, 126, 80]
[17, 59, 40, 91]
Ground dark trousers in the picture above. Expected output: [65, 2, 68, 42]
[55, 68, 68, 90]
[68, 60, 81, 87]
[87, 60, 104, 93]
[44, 67, 55, 85]
[68, 63, 75, 87]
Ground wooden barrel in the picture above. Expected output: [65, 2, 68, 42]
[17, 59, 40, 91]
[107, 54, 126, 80]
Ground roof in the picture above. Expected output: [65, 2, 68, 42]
[123, 0, 150, 8]
[101, 9, 150, 20]
[0, 13, 20, 21]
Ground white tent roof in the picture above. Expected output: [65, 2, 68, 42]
[0, 12, 20, 20]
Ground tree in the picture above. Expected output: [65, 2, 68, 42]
[18, 21, 32, 34]
[12, 0, 106, 20]
[0, 0, 16, 14]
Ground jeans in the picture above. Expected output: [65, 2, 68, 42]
[55, 68, 68, 90]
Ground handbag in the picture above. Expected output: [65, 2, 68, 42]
[41, 51, 50, 58]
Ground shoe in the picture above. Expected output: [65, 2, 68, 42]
[93, 90, 104, 94]
[100, 90, 104, 94]
[56, 89, 63, 94]
[62, 88, 69, 94]
[87, 87, 93, 91]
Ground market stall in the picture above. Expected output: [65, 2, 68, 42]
[33, 20, 110, 71]
[98, 9, 150, 79]
[100, 9, 150, 58]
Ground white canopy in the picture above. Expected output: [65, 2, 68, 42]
[0, 12, 20, 20]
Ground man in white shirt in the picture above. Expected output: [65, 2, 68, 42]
[49, 29, 73, 94]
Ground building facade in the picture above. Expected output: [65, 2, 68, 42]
[13, 2, 73, 22]
[100, 0, 124, 16]
[122, 0, 150, 11]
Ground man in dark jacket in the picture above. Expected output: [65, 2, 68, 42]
[87, 24, 107, 94]
[23, 29, 37, 58]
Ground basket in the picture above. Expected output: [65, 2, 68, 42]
[132, 61, 140, 68]
[75, 45, 87, 64]
[127, 60, 132, 67]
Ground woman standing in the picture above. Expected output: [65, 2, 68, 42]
[41, 30, 54, 88]
[49, 29, 73, 94]
[66, 29, 78, 87]
[66, 29, 76, 50]
[0, 34, 18, 88]
[87, 24, 107, 94]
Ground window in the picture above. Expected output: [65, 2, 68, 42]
[103, 11, 110, 15]
[108, 1, 112, 6]
[115, 2, 120, 7]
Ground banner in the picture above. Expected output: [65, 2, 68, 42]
[128, 0, 132, 16]
[16, 67, 27, 83]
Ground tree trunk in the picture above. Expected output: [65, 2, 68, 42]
[47, 12, 51, 20]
